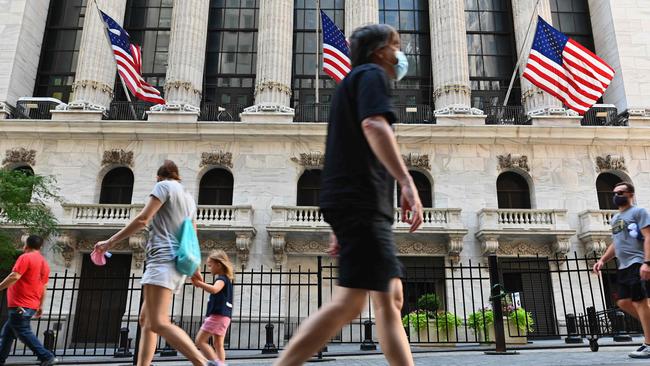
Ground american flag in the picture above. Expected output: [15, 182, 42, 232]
[523, 16, 614, 115]
[99, 9, 166, 104]
[321, 10, 350, 83]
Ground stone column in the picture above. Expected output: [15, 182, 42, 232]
[588, 0, 650, 116]
[160, 0, 209, 113]
[429, 0, 473, 114]
[0, 0, 50, 118]
[241, 0, 294, 122]
[511, 0, 564, 115]
[345, 0, 378, 38]
[67, 0, 127, 113]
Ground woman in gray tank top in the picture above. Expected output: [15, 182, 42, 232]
[94, 160, 218, 366]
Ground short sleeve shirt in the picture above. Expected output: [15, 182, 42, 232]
[205, 275, 234, 318]
[611, 206, 650, 269]
[319, 63, 398, 220]
[147, 179, 197, 264]
[7, 251, 50, 309]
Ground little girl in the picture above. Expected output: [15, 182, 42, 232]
[193, 250, 234, 366]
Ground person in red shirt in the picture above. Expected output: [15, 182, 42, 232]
[0, 235, 58, 366]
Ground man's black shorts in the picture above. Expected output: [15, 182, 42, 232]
[322, 209, 403, 292]
[618, 263, 650, 301]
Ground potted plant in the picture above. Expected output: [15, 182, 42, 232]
[402, 310, 432, 342]
[466, 305, 534, 344]
[402, 309, 462, 343]
[435, 311, 462, 342]
[416, 293, 440, 314]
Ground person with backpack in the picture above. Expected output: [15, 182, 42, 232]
[94, 160, 219, 366]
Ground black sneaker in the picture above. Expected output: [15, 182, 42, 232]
[40, 357, 59, 366]
[629, 344, 650, 358]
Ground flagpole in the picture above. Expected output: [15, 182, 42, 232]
[315, 0, 321, 121]
[92, 0, 138, 120]
[503, 0, 541, 107]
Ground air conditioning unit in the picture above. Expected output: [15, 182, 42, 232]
[584, 104, 617, 126]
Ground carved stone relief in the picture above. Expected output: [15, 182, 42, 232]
[396, 240, 446, 255]
[402, 153, 431, 170]
[285, 240, 329, 254]
[497, 242, 552, 257]
[497, 154, 529, 172]
[200, 151, 233, 168]
[3, 147, 36, 166]
[56, 232, 146, 268]
[102, 149, 134, 167]
[596, 155, 626, 172]
[291, 152, 324, 168]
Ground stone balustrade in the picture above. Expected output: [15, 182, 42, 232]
[578, 210, 617, 256]
[62, 203, 144, 226]
[477, 209, 571, 232]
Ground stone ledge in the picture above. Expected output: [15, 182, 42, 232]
[531, 115, 583, 127]
[434, 115, 487, 126]
[146, 110, 199, 122]
[628, 117, 650, 127]
[51, 110, 104, 121]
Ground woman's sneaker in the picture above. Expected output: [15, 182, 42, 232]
[629, 344, 650, 358]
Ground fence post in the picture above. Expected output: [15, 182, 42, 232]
[612, 310, 633, 342]
[485, 255, 515, 355]
[360, 320, 377, 351]
[564, 314, 583, 344]
[115, 327, 133, 357]
[43, 329, 55, 353]
[316, 256, 326, 358]
[262, 323, 278, 354]
[133, 262, 145, 365]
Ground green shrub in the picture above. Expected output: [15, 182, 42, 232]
[416, 293, 440, 314]
[402, 311, 430, 330]
[508, 308, 534, 332]
[435, 311, 462, 332]
[466, 308, 495, 333]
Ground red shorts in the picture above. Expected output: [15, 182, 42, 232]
[200, 314, 231, 336]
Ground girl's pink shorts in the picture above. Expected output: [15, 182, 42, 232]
[200, 314, 231, 336]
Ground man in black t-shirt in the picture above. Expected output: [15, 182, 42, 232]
[275, 24, 423, 366]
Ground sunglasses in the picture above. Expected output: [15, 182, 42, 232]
[613, 191, 629, 196]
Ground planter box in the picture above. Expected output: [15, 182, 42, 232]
[476, 317, 528, 344]
[409, 320, 458, 344]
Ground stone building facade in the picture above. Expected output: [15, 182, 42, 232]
[1, 0, 650, 348]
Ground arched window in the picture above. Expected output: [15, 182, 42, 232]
[397, 171, 433, 208]
[497, 172, 531, 209]
[99, 167, 134, 204]
[596, 173, 623, 210]
[12, 166, 35, 204]
[198, 168, 234, 205]
[297, 169, 321, 206]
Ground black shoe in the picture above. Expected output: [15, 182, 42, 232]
[40, 357, 59, 366]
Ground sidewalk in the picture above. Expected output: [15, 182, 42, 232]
[3, 337, 646, 365]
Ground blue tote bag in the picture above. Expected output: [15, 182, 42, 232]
[175, 192, 201, 276]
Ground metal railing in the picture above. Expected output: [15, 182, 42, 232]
[581, 105, 627, 126]
[484, 105, 530, 125]
[106, 101, 152, 121]
[292, 103, 435, 124]
[199, 103, 244, 121]
[2, 253, 640, 361]
[14, 98, 65, 120]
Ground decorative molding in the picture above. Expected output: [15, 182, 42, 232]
[596, 154, 626, 172]
[552, 236, 572, 257]
[291, 152, 324, 168]
[396, 240, 446, 255]
[433, 84, 471, 98]
[128, 234, 147, 268]
[102, 149, 134, 167]
[497, 241, 552, 257]
[201, 239, 235, 252]
[164, 80, 202, 96]
[479, 235, 500, 256]
[3, 147, 36, 166]
[56, 232, 146, 268]
[402, 153, 431, 170]
[149, 103, 201, 113]
[497, 154, 529, 172]
[235, 232, 253, 269]
[242, 104, 294, 114]
[270, 233, 286, 269]
[446, 235, 464, 265]
[200, 151, 233, 168]
[254, 80, 292, 97]
[285, 240, 328, 254]
[71, 80, 114, 99]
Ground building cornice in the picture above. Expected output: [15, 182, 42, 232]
[1, 120, 650, 146]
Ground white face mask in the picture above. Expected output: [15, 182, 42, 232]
[393, 51, 408, 81]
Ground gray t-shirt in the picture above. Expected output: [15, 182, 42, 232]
[611, 206, 650, 269]
[146, 180, 196, 264]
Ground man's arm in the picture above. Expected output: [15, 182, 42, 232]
[593, 243, 615, 274]
[35, 284, 47, 318]
[0, 272, 21, 291]
[361, 116, 423, 232]
[639, 226, 650, 280]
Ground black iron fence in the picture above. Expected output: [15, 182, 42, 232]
[484, 105, 531, 125]
[14, 99, 62, 120]
[293, 103, 435, 124]
[2, 253, 641, 362]
[199, 103, 245, 122]
[106, 101, 153, 121]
